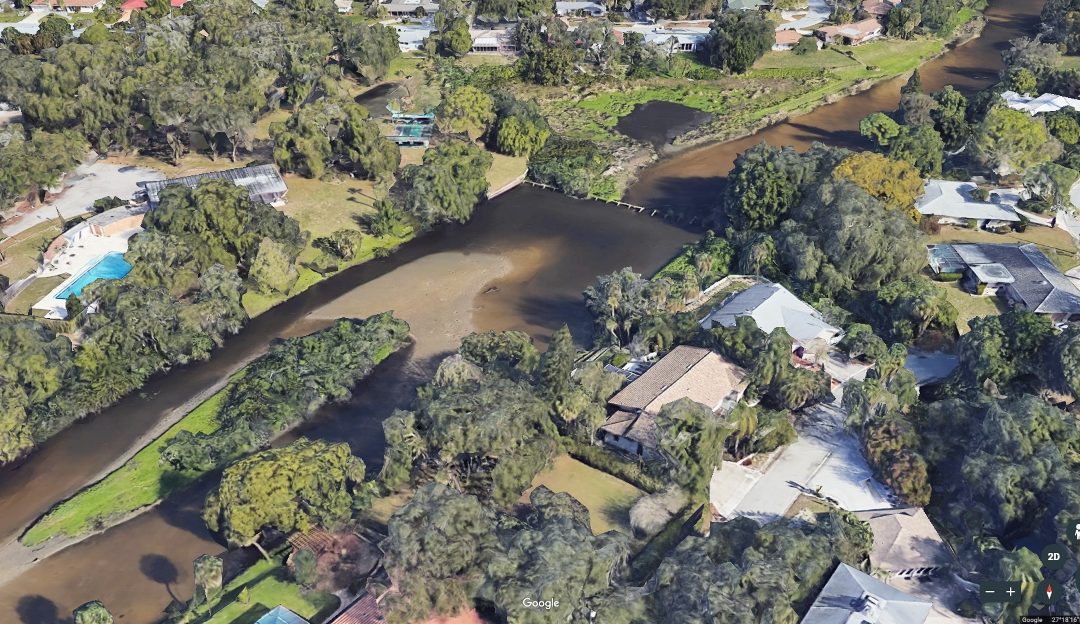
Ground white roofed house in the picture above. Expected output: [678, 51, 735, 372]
[598, 345, 749, 461]
[699, 283, 843, 355]
[916, 179, 1020, 229]
[381, 0, 439, 16]
[1001, 90, 1080, 116]
[555, 0, 606, 16]
[801, 564, 932, 624]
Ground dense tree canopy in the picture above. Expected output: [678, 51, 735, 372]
[204, 438, 373, 548]
[162, 313, 410, 471]
[699, 12, 772, 74]
[975, 106, 1061, 177]
[399, 139, 492, 224]
[831, 152, 924, 219]
[529, 135, 609, 196]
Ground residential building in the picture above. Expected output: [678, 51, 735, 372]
[861, 0, 894, 17]
[916, 179, 1020, 226]
[120, 0, 186, 11]
[555, 0, 606, 16]
[815, 18, 882, 45]
[30, 0, 104, 12]
[598, 346, 748, 460]
[330, 593, 386, 624]
[382, 0, 439, 16]
[853, 507, 952, 579]
[334, 0, 352, 12]
[773, 30, 802, 51]
[725, 0, 770, 10]
[255, 606, 311, 624]
[801, 563, 932, 624]
[395, 25, 434, 51]
[137, 164, 288, 209]
[698, 283, 843, 351]
[1001, 90, 1080, 116]
[43, 204, 145, 263]
[927, 243, 1080, 320]
[470, 27, 517, 53]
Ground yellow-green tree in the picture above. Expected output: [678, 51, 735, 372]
[437, 86, 496, 140]
[204, 438, 372, 556]
[832, 152, 924, 220]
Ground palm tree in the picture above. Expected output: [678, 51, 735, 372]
[728, 403, 758, 458]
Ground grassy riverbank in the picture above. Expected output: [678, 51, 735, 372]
[22, 319, 409, 546]
[20, 381, 233, 546]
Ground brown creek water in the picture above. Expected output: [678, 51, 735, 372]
[0, 0, 1043, 619]
[624, 0, 1043, 212]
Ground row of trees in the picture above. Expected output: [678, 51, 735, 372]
[0, 0, 402, 178]
[161, 313, 410, 472]
[380, 481, 872, 623]
[0, 180, 314, 465]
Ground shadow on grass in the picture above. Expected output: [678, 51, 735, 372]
[600, 496, 637, 534]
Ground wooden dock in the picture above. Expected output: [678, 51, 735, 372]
[522, 180, 656, 215]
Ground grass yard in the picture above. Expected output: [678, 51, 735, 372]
[253, 108, 292, 142]
[387, 54, 426, 79]
[0, 221, 62, 283]
[785, 493, 835, 519]
[486, 153, 528, 193]
[184, 555, 338, 624]
[366, 490, 414, 527]
[1059, 55, 1080, 71]
[754, 47, 860, 72]
[522, 455, 644, 536]
[3, 275, 66, 314]
[928, 224, 1080, 271]
[0, 10, 27, 22]
[932, 280, 1005, 334]
[21, 382, 232, 546]
[109, 152, 255, 178]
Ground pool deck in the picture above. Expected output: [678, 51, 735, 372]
[32, 228, 140, 318]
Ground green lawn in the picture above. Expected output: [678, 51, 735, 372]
[754, 47, 860, 71]
[3, 275, 66, 315]
[0, 10, 27, 22]
[184, 555, 338, 624]
[932, 279, 1005, 334]
[522, 455, 644, 535]
[486, 153, 528, 193]
[21, 383, 232, 546]
[0, 221, 62, 283]
[1059, 55, 1080, 71]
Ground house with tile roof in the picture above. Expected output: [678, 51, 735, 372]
[815, 18, 882, 45]
[598, 346, 748, 460]
[801, 563, 932, 624]
[698, 283, 842, 351]
[330, 593, 386, 624]
[853, 507, 952, 579]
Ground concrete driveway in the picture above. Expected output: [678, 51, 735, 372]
[725, 399, 894, 524]
[2, 161, 163, 236]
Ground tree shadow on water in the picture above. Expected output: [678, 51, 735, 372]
[15, 595, 71, 624]
[140, 554, 181, 603]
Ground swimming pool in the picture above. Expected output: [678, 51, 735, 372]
[57, 252, 132, 300]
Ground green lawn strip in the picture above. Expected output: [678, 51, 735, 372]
[241, 228, 413, 318]
[3, 275, 67, 315]
[0, 221, 62, 283]
[184, 551, 338, 624]
[0, 10, 27, 22]
[522, 454, 644, 535]
[931, 279, 1004, 334]
[21, 382, 234, 546]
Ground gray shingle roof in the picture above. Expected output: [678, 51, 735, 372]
[801, 563, 931, 624]
[700, 283, 840, 344]
[953, 243, 1080, 315]
[138, 164, 288, 206]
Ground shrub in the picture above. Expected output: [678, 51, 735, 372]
[932, 271, 963, 282]
[629, 487, 688, 539]
[1014, 214, 1029, 233]
[969, 187, 989, 201]
[792, 36, 817, 55]
[566, 441, 666, 494]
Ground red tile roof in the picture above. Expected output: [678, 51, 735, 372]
[331, 594, 386, 624]
[775, 30, 801, 44]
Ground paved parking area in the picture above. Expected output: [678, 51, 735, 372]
[2, 161, 163, 236]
